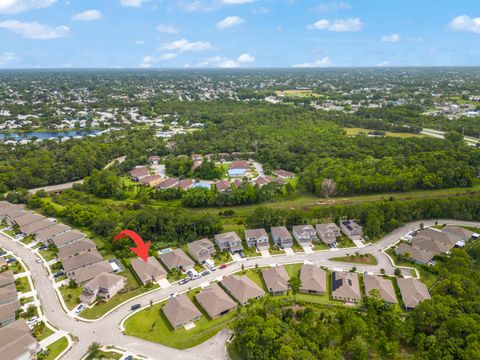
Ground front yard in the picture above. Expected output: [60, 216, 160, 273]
[15, 276, 31, 293]
[38, 337, 68, 360]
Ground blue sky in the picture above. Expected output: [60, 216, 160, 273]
[0, 0, 479, 68]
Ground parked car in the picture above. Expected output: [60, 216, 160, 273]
[27, 316, 39, 325]
[35, 258, 43, 263]
[219, 264, 227, 270]
[169, 293, 177, 298]
[53, 271, 64, 278]
[201, 270, 210, 276]
[0, 250, 7, 256]
[124, 356, 133, 360]
[179, 278, 190, 285]
[6, 257, 16, 264]
[38, 245, 47, 251]
[75, 304, 85, 314]
[130, 304, 141, 311]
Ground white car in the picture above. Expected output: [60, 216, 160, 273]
[27, 316, 39, 325]
[75, 304, 85, 314]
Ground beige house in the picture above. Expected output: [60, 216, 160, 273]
[262, 266, 289, 295]
[61, 250, 104, 273]
[57, 239, 97, 261]
[0, 271, 20, 327]
[34, 223, 70, 243]
[159, 249, 194, 271]
[331, 271, 361, 303]
[187, 238, 216, 263]
[292, 225, 318, 246]
[340, 220, 363, 240]
[130, 256, 167, 285]
[397, 277, 431, 310]
[245, 228, 270, 250]
[79, 272, 126, 305]
[315, 223, 341, 245]
[270, 226, 293, 248]
[162, 294, 202, 330]
[50, 230, 85, 248]
[69, 260, 113, 285]
[214, 232, 243, 253]
[19, 218, 55, 235]
[363, 274, 398, 304]
[0, 319, 40, 360]
[195, 283, 237, 318]
[300, 264, 327, 295]
[395, 243, 434, 264]
[221, 275, 265, 305]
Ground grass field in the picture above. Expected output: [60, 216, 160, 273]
[15, 276, 31, 293]
[330, 254, 378, 265]
[385, 248, 438, 287]
[344, 127, 426, 138]
[33, 321, 54, 341]
[275, 89, 322, 98]
[39, 337, 68, 360]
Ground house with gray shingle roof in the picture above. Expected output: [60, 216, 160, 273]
[244, 228, 270, 250]
[214, 232, 243, 253]
[187, 238, 216, 263]
[221, 275, 265, 306]
[270, 226, 293, 248]
[262, 266, 289, 295]
[331, 271, 361, 303]
[397, 277, 430, 310]
[363, 274, 398, 304]
[158, 249, 194, 271]
[130, 256, 166, 285]
[195, 283, 237, 319]
[162, 294, 202, 330]
[300, 264, 327, 295]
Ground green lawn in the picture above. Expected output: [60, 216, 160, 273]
[124, 301, 237, 349]
[344, 127, 426, 138]
[20, 296, 34, 305]
[81, 269, 157, 319]
[33, 321, 54, 341]
[212, 251, 231, 266]
[39, 337, 68, 360]
[15, 276, 31, 293]
[59, 285, 83, 310]
[330, 254, 378, 265]
[20, 236, 34, 245]
[39, 248, 58, 262]
[8, 260, 25, 274]
[386, 248, 438, 287]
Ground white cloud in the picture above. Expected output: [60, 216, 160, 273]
[237, 53, 254, 63]
[381, 33, 400, 43]
[313, 2, 351, 13]
[157, 24, 178, 34]
[217, 16, 245, 29]
[449, 15, 480, 33]
[158, 53, 177, 60]
[135, 39, 145, 45]
[292, 57, 334, 68]
[0, 52, 16, 66]
[139, 53, 178, 67]
[377, 61, 390, 67]
[221, 0, 256, 4]
[0, 0, 56, 14]
[161, 38, 212, 52]
[308, 18, 362, 32]
[72, 9, 102, 21]
[0, 20, 69, 39]
[120, 0, 145, 8]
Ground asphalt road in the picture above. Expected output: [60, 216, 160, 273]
[1, 218, 479, 360]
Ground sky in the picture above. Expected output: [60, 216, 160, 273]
[0, 0, 479, 68]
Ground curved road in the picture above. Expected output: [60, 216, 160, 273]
[1, 219, 477, 360]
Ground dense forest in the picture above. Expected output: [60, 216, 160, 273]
[231, 246, 480, 360]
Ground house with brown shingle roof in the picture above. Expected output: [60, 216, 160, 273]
[187, 238, 216, 263]
[215, 179, 231, 192]
[49, 230, 85, 248]
[244, 228, 270, 250]
[292, 225, 318, 246]
[158, 249, 194, 271]
[363, 274, 398, 304]
[130, 256, 166, 285]
[262, 266, 289, 295]
[195, 283, 237, 319]
[19, 218, 55, 235]
[157, 177, 180, 190]
[69, 260, 113, 285]
[397, 277, 431, 310]
[13, 213, 44, 228]
[34, 223, 70, 243]
[300, 264, 326, 295]
[316, 223, 341, 245]
[274, 169, 294, 179]
[270, 226, 293, 248]
[139, 175, 163, 187]
[214, 232, 243, 253]
[162, 294, 202, 330]
[0, 271, 20, 327]
[442, 225, 474, 242]
[61, 249, 103, 273]
[395, 243, 434, 265]
[0, 319, 40, 359]
[79, 272, 126, 305]
[331, 271, 361, 303]
[56, 239, 97, 261]
[3, 208, 30, 226]
[177, 179, 194, 190]
[221, 275, 265, 306]
[228, 160, 250, 177]
[130, 167, 150, 181]
[254, 176, 270, 187]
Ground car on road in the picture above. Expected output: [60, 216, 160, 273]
[201, 270, 210, 276]
[35, 258, 43, 263]
[130, 304, 141, 311]
[75, 304, 85, 314]
[27, 316, 39, 325]
[169, 293, 177, 298]
[219, 264, 227, 270]
[53, 271, 64, 278]
[179, 278, 190, 285]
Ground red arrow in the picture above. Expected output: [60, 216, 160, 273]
[114, 230, 150, 262]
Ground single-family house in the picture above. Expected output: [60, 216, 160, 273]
[0, 319, 40, 360]
[397, 277, 431, 310]
[340, 220, 363, 240]
[228, 160, 250, 177]
[315, 223, 341, 245]
[262, 266, 289, 295]
[254, 176, 270, 187]
[61, 250, 104, 273]
[221, 275, 265, 306]
[56, 239, 97, 261]
[292, 225, 318, 246]
[215, 180, 231, 192]
[442, 225, 474, 242]
[244, 228, 270, 250]
[49, 230, 85, 248]
[177, 179, 194, 190]
[130, 256, 166, 285]
[270, 226, 293, 248]
[411, 228, 456, 254]
[130, 167, 150, 182]
[214, 232, 244, 253]
[162, 294, 202, 330]
[69, 260, 113, 285]
[157, 178, 180, 190]
[300, 264, 327, 295]
[79, 272, 126, 305]
[148, 155, 160, 165]
[363, 274, 398, 304]
[139, 175, 163, 187]
[159, 249, 194, 271]
[187, 238, 216, 263]
[331, 271, 361, 303]
[395, 244, 434, 264]
[195, 283, 237, 319]
[274, 169, 294, 179]
[34, 223, 70, 243]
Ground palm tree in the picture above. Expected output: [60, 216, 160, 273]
[87, 342, 101, 359]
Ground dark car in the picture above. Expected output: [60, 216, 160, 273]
[38, 245, 48, 251]
[131, 304, 141, 311]
[179, 278, 190, 285]
[53, 271, 64, 278]
[219, 264, 227, 270]
[6, 257, 16, 264]
[125, 356, 133, 360]
[0, 250, 7, 256]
